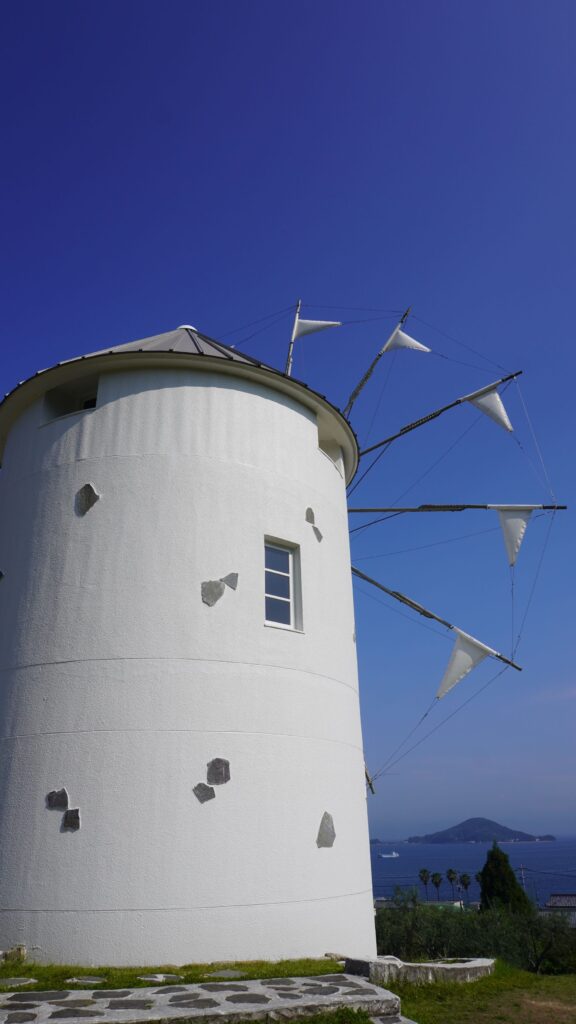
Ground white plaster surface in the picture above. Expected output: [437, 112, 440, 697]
[0, 364, 375, 964]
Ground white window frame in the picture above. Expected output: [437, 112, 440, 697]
[264, 539, 302, 631]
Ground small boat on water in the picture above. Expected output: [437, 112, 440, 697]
[379, 851, 400, 858]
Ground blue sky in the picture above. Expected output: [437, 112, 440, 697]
[2, 1, 574, 835]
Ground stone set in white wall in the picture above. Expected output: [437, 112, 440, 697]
[201, 574, 239, 607]
[316, 812, 336, 848]
[46, 788, 80, 831]
[75, 482, 100, 516]
[194, 758, 231, 803]
[305, 506, 323, 542]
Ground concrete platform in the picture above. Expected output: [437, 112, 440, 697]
[346, 954, 494, 985]
[0, 975, 402, 1024]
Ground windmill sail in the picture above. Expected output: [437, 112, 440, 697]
[436, 629, 497, 699]
[285, 301, 342, 375]
[466, 385, 513, 432]
[494, 507, 533, 566]
[381, 327, 431, 354]
[293, 316, 342, 340]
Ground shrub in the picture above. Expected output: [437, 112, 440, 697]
[375, 889, 576, 973]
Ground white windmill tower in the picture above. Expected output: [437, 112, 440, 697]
[0, 324, 376, 965]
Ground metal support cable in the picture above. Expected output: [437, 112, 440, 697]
[374, 666, 510, 779]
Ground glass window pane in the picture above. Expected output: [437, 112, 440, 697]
[265, 596, 291, 625]
[265, 570, 290, 599]
[265, 545, 290, 573]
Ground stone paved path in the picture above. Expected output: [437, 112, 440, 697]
[0, 976, 402, 1024]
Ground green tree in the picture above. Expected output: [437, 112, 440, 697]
[446, 867, 458, 900]
[479, 842, 532, 914]
[431, 872, 443, 901]
[459, 872, 471, 904]
[418, 868, 431, 902]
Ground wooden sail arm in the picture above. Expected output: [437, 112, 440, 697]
[348, 504, 567, 513]
[359, 370, 523, 456]
[351, 565, 522, 672]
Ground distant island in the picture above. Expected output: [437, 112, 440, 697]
[406, 817, 556, 844]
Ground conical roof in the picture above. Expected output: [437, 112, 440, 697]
[0, 322, 359, 480]
[82, 326, 267, 367]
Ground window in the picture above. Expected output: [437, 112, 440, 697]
[44, 375, 99, 421]
[264, 541, 301, 629]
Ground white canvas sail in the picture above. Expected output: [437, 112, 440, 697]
[436, 629, 497, 699]
[494, 507, 533, 566]
[380, 327, 431, 355]
[467, 386, 513, 432]
[293, 316, 342, 340]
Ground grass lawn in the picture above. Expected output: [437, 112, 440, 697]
[3, 955, 576, 1024]
[393, 960, 576, 1024]
[0, 957, 344, 991]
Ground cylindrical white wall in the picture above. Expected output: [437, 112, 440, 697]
[0, 363, 375, 964]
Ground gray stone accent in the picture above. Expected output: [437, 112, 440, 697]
[48, 1003, 94, 1009]
[220, 573, 238, 590]
[201, 580, 225, 606]
[225, 994, 270, 1004]
[92, 992, 131, 1000]
[305, 507, 322, 540]
[62, 809, 80, 831]
[46, 790, 68, 811]
[206, 758, 230, 785]
[0, 983, 35, 989]
[200, 986, 246, 993]
[316, 811, 336, 848]
[107, 1001, 153, 1011]
[0, 975, 402, 1024]
[193, 783, 215, 803]
[75, 484, 99, 517]
[1, 1006, 36, 1012]
[6, 996, 69, 1003]
[6, 1015, 37, 1022]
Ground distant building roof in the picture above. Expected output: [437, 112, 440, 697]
[541, 894, 576, 927]
[546, 894, 576, 908]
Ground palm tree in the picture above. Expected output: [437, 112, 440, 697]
[419, 868, 431, 902]
[431, 872, 443, 901]
[459, 873, 471, 904]
[446, 868, 458, 901]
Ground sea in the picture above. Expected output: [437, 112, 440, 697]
[371, 837, 576, 908]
